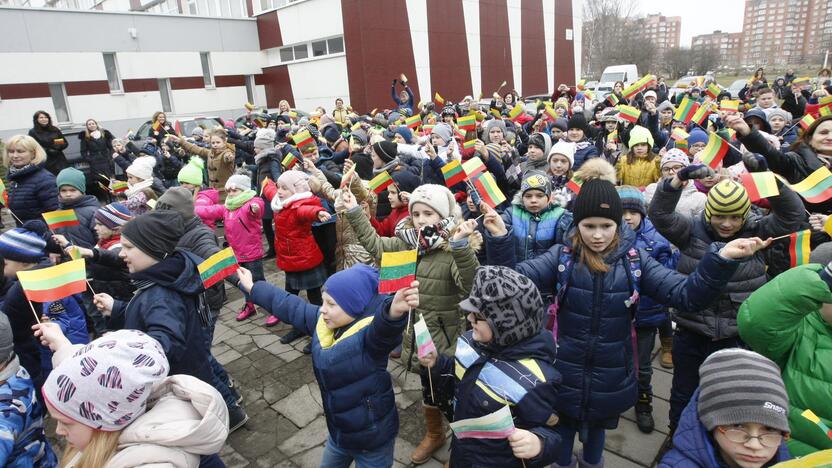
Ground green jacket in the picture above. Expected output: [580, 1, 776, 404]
[738, 264, 832, 457]
[346, 207, 479, 369]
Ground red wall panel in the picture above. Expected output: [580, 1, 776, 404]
[122, 79, 159, 93]
[554, 0, 576, 89]
[427, 0, 472, 102]
[520, 0, 548, 95]
[170, 76, 205, 90]
[0, 83, 50, 100]
[215, 75, 247, 88]
[479, 0, 513, 98]
[65, 80, 111, 96]
[259, 65, 294, 109]
[257, 11, 283, 50]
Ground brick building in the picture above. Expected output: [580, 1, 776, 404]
[741, 0, 832, 66]
[691, 30, 742, 67]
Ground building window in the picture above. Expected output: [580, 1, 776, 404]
[102, 52, 122, 93]
[245, 75, 256, 104]
[328, 37, 344, 53]
[294, 44, 308, 60]
[311, 40, 327, 57]
[49, 83, 71, 124]
[158, 78, 173, 113]
[279, 36, 344, 63]
[200, 52, 214, 88]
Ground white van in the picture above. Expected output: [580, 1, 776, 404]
[595, 64, 640, 94]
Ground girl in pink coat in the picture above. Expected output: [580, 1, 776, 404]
[196, 171, 269, 324]
[177, 157, 221, 230]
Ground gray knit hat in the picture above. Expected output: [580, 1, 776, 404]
[697, 348, 790, 433]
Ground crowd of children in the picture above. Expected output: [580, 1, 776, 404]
[0, 68, 830, 467]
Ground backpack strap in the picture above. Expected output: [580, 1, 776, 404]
[554, 246, 574, 307]
[623, 247, 642, 312]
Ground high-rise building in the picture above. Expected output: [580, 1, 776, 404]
[691, 30, 743, 67]
[581, 13, 680, 74]
[741, 0, 832, 66]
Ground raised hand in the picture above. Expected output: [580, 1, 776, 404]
[236, 267, 253, 293]
[453, 219, 478, 241]
[93, 293, 114, 316]
[481, 204, 507, 236]
[32, 322, 71, 353]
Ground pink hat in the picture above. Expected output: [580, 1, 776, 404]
[277, 170, 310, 194]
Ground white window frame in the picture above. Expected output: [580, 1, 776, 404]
[200, 52, 215, 88]
[102, 52, 123, 94]
[48, 83, 72, 124]
[158, 78, 174, 114]
[278, 35, 345, 64]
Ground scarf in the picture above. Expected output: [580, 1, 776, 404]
[374, 158, 401, 176]
[8, 164, 34, 175]
[271, 191, 312, 213]
[225, 189, 256, 210]
[394, 216, 455, 254]
[125, 179, 154, 198]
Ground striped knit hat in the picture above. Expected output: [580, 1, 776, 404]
[95, 203, 133, 230]
[0, 228, 46, 263]
[704, 180, 750, 224]
[616, 185, 646, 217]
[697, 348, 790, 433]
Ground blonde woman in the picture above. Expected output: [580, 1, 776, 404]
[3, 135, 59, 223]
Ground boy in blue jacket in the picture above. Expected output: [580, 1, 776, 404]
[236, 263, 419, 467]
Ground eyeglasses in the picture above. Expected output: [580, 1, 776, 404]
[717, 426, 785, 448]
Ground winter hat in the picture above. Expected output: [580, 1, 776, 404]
[459, 266, 544, 347]
[321, 125, 342, 146]
[548, 141, 576, 168]
[42, 329, 169, 431]
[520, 171, 553, 197]
[697, 348, 790, 433]
[657, 100, 675, 114]
[0, 313, 13, 364]
[598, 107, 619, 122]
[391, 170, 420, 194]
[225, 173, 251, 191]
[323, 264, 379, 318]
[704, 180, 751, 224]
[253, 128, 276, 151]
[687, 128, 709, 147]
[277, 170, 310, 194]
[126, 157, 156, 181]
[767, 108, 792, 123]
[95, 203, 133, 230]
[121, 211, 184, 261]
[660, 148, 690, 169]
[643, 90, 657, 100]
[810, 241, 832, 265]
[527, 133, 552, 156]
[484, 120, 507, 142]
[616, 185, 646, 217]
[552, 118, 568, 132]
[394, 126, 414, 144]
[483, 143, 502, 162]
[352, 153, 374, 180]
[567, 113, 588, 132]
[372, 140, 398, 163]
[432, 123, 453, 145]
[350, 128, 369, 146]
[744, 108, 772, 134]
[628, 125, 654, 148]
[572, 178, 623, 225]
[156, 187, 195, 220]
[56, 167, 86, 193]
[408, 184, 460, 219]
[0, 228, 46, 263]
[191, 127, 205, 138]
[387, 112, 402, 126]
[177, 157, 204, 186]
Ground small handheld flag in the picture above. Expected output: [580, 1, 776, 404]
[292, 129, 314, 148]
[198, 247, 238, 288]
[508, 103, 525, 121]
[462, 139, 477, 150]
[789, 166, 832, 203]
[740, 172, 780, 202]
[472, 172, 506, 208]
[405, 114, 422, 129]
[42, 209, 80, 230]
[369, 171, 394, 194]
[671, 128, 690, 142]
[110, 180, 129, 193]
[379, 250, 417, 294]
[698, 133, 730, 169]
[462, 157, 486, 179]
[617, 105, 641, 124]
[799, 114, 816, 131]
[720, 100, 740, 113]
[434, 92, 445, 107]
[450, 405, 515, 440]
[674, 97, 699, 124]
[441, 160, 467, 188]
[606, 94, 620, 106]
[281, 152, 300, 169]
[566, 176, 583, 194]
[705, 83, 721, 100]
[17, 259, 87, 303]
[413, 314, 437, 359]
[457, 114, 476, 131]
[67, 245, 83, 260]
[789, 229, 811, 268]
[0, 178, 6, 206]
[691, 104, 712, 126]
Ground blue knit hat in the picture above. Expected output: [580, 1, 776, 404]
[0, 228, 46, 263]
[687, 128, 709, 147]
[616, 185, 646, 217]
[394, 126, 414, 144]
[323, 264, 379, 318]
[95, 202, 133, 230]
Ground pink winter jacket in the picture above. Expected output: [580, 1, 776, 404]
[195, 188, 220, 230]
[196, 196, 265, 262]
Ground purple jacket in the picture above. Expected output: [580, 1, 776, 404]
[196, 196, 265, 262]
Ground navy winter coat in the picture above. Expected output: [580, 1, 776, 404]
[250, 281, 405, 451]
[633, 218, 677, 327]
[486, 225, 740, 426]
[660, 389, 791, 467]
[7, 164, 59, 223]
[56, 194, 99, 248]
[570, 140, 600, 170]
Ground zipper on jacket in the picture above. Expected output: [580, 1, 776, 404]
[581, 271, 604, 421]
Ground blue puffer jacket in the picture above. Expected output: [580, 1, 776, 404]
[6, 164, 59, 223]
[571, 139, 601, 170]
[633, 218, 677, 327]
[56, 195, 99, 248]
[660, 389, 791, 467]
[108, 250, 213, 384]
[0, 365, 58, 467]
[486, 225, 740, 425]
[250, 282, 405, 451]
[501, 203, 572, 262]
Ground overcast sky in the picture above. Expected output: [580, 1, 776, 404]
[631, 0, 746, 48]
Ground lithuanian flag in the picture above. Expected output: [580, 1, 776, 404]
[617, 105, 641, 124]
[378, 250, 417, 294]
[369, 171, 394, 193]
[441, 160, 466, 187]
[671, 128, 690, 142]
[740, 172, 779, 202]
[17, 259, 87, 303]
[472, 172, 506, 208]
[508, 103, 524, 121]
[705, 83, 721, 100]
[462, 157, 486, 178]
[720, 100, 740, 113]
[405, 114, 421, 129]
[457, 114, 476, 131]
[606, 94, 620, 106]
[698, 133, 730, 169]
[281, 152, 300, 169]
[788, 229, 811, 268]
[691, 104, 711, 126]
[566, 176, 583, 194]
[198, 247, 238, 288]
[799, 114, 816, 131]
[292, 129, 314, 148]
[462, 139, 477, 150]
[42, 209, 79, 230]
[788, 166, 832, 203]
[674, 97, 699, 124]
[434, 92, 445, 107]
[0, 178, 6, 206]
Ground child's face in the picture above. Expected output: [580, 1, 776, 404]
[276, 183, 293, 201]
[466, 194, 479, 213]
[210, 136, 225, 151]
[522, 190, 548, 214]
[114, 142, 124, 153]
[660, 109, 673, 122]
[466, 311, 493, 343]
[3, 259, 33, 278]
[119, 237, 159, 274]
[180, 182, 197, 191]
[47, 401, 94, 451]
[769, 116, 786, 133]
[605, 121, 618, 132]
[59, 186, 83, 203]
[431, 134, 447, 147]
[622, 209, 643, 231]
[713, 423, 782, 468]
[578, 217, 617, 253]
[550, 128, 564, 141]
[526, 145, 545, 161]
[320, 292, 355, 329]
[410, 202, 441, 229]
[226, 187, 242, 198]
[488, 127, 504, 144]
[94, 222, 114, 241]
[567, 128, 584, 142]
[632, 143, 650, 157]
[710, 215, 744, 239]
[302, 146, 319, 162]
[549, 155, 570, 176]
[387, 185, 404, 208]
[690, 142, 707, 155]
[756, 93, 775, 109]
[127, 175, 142, 186]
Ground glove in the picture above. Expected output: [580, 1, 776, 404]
[392, 79, 397, 87]
[677, 164, 715, 181]
[742, 152, 769, 173]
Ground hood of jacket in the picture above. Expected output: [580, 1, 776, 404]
[130, 250, 204, 296]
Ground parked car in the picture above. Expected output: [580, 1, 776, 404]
[129, 115, 224, 141]
[727, 79, 747, 99]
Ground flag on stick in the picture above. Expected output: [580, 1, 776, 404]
[606, 94, 620, 106]
[691, 104, 711, 126]
[369, 171, 394, 194]
[457, 114, 476, 131]
[292, 130, 314, 148]
[617, 105, 641, 124]
[705, 83, 721, 100]
[508, 103, 525, 121]
[197, 247, 238, 288]
[799, 114, 816, 131]
[441, 160, 467, 187]
[698, 133, 731, 169]
[720, 100, 740, 113]
[413, 314, 437, 358]
[671, 128, 690, 141]
[462, 157, 486, 179]
[462, 139, 477, 150]
[42, 209, 79, 230]
[472, 172, 506, 208]
[434, 92, 445, 107]
[674, 97, 699, 124]
[378, 250, 417, 294]
[789, 229, 812, 268]
[740, 172, 780, 202]
[405, 114, 421, 129]
[17, 259, 87, 303]
[281, 152, 300, 169]
[566, 176, 583, 194]
[789, 166, 832, 203]
[450, 405, 515, 440]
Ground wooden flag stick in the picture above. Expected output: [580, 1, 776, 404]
[5, 208, 23, 226]
[770, 232, 797, 242]
[86, 279, 98, 296]
[427, 362, 435, 403]
[27, 300, 41, 325]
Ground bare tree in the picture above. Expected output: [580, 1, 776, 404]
[663, 47, 694, 79]
[582, 0, 640, 76]
[691, 47, 721, 75]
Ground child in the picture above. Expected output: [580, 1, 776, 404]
[767, 108, 797, 151]
[643, 150, 707, 220]
[195, 171, 267, 324]
[501, 171, 571, 262]
[34, 326, 228, 467]
[547, 140, 576, 198]
[177, 156, 220, 228]
[123, 157, 157, 216]
[237, 263, 419, 467]
[54, 167, 100, 248]
[341, 184, 480, 464]
[420, 266, 562, 467]
[517, 132, 552, 178]
[371, 171, 420, 237]
[0, 313, 57, 467]
[659, 349, 791, 467]
[617, 186, 677, 433]
[563, 114, 600, 170]
[168, 130, 236, 195]
[483, 177, 766, 467]
[615, 126, 661, 188]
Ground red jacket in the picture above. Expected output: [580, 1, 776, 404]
[371, 205, 409, 237]
[269, 191, 325, 272]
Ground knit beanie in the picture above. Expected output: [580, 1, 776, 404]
[616, 185, 646, 217]
[225, 173, 252, 191]
[459, 266, 544, 347]
[485, 120, 507, 141]
[126, 157, 156, 181]
[94, 203, 133, 230]
[572, 178, 623, 225]
[687, 128, 709, 147]
[156, 187, 195, 220]
[548, 141, 576, 168]
[0, 313, 13, 364]
[552, 118, 568, 132]
[350, 129, 369, 146]
[483, 143, 502, 162]
[657, 100, 675, 114]
[191, 127, 205, 137]
[394, 126, 414, 144]
[628, 125, 654, 148]
[767, 108, 792, 123]
[277, 170, 310, 194]
[408, 184, 460, 220]
[324, 264, 379, 318]
[567, 113, 588, 132]
[697, 348, 790, 433]
[0, 228, 46, 263]
[391, 170, 420, 194]
[520, 171, 553, 196]
[372, 140, 398, 163]
[56, 167, 86, 193]
[660, 148, 690, 169]
[432, 123, 453, 145]
[42, 329, 169, 431]
[177, 157, 204, 186]
[528, 133, 552, 156]
[253, 128, 276, 151]
[121, 211, 184, 261]
[704, 180, 750, 224]
[598, 107, 619, 122]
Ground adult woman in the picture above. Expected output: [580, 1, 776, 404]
[750, 67, 768, 87]
[27, 110, 68, 175]
[149, 111, 175, 146]
[2, 135, 59, 223]
[79, 118, 115, 200]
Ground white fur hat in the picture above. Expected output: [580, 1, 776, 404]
[408, 184, 461, 219]
[548, 140, 576, 168]
[126, 157, 156, 181]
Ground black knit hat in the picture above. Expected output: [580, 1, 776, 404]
[573, 178, 623, 225]
[122, 211, 184, 261]
[567, 113, 588, 132]
[372, 140, 398, 163]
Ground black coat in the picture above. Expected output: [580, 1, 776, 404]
[78, 130, 115, 178]
[28, 127, 68, 175]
